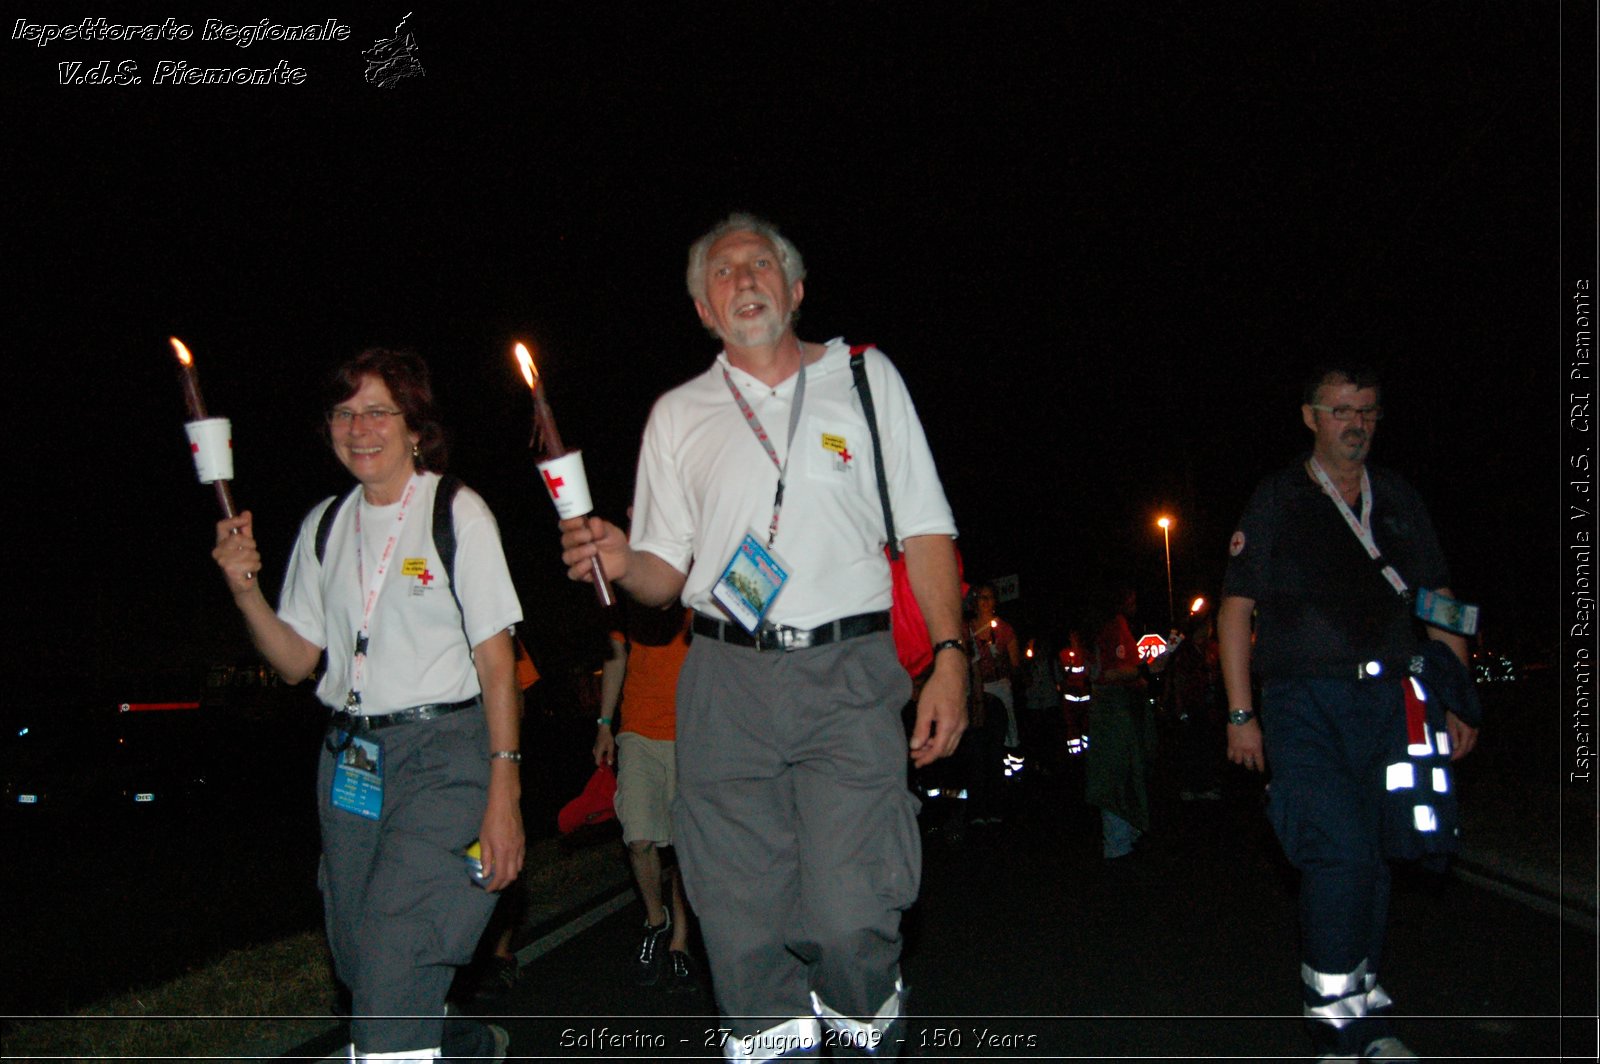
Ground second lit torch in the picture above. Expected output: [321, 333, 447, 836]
[514, 342, 615, 607]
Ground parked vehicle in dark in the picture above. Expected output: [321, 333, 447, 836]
[2, 697, 217, 822]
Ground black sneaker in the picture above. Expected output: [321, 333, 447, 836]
[634, 909, 672, 986]
[474, 955, 519, 1002]
[665, 949, 698, 993]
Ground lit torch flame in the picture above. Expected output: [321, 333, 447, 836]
[513, 342, 538, 391]
[513, 341, 565, 455]
[170, 335, 208, 422]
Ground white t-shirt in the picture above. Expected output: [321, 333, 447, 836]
[630, 338, 956, 629]
[279, 472, 523, 713]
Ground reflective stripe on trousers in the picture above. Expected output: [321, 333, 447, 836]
[718, 977, 910, 1060]
[721, 1017, 823, 1061]
[812, 978, 907, 1057]
[1302, 961, 1393, 1029]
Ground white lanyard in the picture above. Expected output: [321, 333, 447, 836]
[347, 475, 419, 709]
[722, 360, 807, 547]
[1307, 458, 1408, 597]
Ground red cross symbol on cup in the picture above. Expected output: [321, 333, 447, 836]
[543, 468, 565, 499]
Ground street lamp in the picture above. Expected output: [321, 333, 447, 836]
[1156, 516, 1175, 636]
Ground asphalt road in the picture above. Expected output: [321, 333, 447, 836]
[7, 674, 1589, 1059]
[287, 753, 1594, 1061]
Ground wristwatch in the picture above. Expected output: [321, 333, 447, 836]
[1227, 709, 1256, 726]
[931, 638, 966, 658]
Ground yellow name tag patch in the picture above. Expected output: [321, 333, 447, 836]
[400, 558, 429, 577]
[821, 433, 848, 454]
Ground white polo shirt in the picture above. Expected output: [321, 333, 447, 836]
[279, 472, 523, 713]
[630, 338, 956, 630]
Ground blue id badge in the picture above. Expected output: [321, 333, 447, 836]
[330, 735, 384, 819]
[1413, 588, 1480, 637]
[712, 532, 791, 633]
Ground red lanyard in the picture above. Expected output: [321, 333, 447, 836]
[346, 475, 418, 709]
[723, 362, 807, 547]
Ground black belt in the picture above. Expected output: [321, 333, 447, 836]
[327, 696, 481, 740]
[691, 611, 891, 652]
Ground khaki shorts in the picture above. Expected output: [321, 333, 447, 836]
[614, 731, 676, 846]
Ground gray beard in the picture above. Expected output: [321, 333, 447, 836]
[723, 314, 786, 349]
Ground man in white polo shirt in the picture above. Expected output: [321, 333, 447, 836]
[561, 213, 966, 1060]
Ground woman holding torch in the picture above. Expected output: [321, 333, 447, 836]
[212, 349, 522, 1061]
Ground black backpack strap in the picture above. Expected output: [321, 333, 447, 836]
[433, 473, 466, 622]
[314, 487, 359, 565]
[431, 474, 476, 659]
[849, 344, 899, 561]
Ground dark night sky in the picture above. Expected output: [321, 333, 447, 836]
[4, 2, 1585, 698]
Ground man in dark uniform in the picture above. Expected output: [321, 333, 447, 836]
[1218, 365, 1478, 1062]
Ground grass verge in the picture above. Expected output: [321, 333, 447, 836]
[3, 830, 630, 1062]
[3, 931, 337, 1062]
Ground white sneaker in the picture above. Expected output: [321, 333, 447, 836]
[1363, 1036, 1417, 1060]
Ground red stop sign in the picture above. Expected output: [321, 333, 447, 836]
[1136, 633, 1168, 662]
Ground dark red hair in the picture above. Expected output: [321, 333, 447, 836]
[325, 348, 449, 472]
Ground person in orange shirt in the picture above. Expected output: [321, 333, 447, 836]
[594, 604, 698, 991]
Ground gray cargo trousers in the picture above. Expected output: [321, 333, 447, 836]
[672, 629, 920, 1047]
[316, 706, 498, 1055]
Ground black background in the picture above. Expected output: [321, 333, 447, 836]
[4, 2, 1587, 699]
